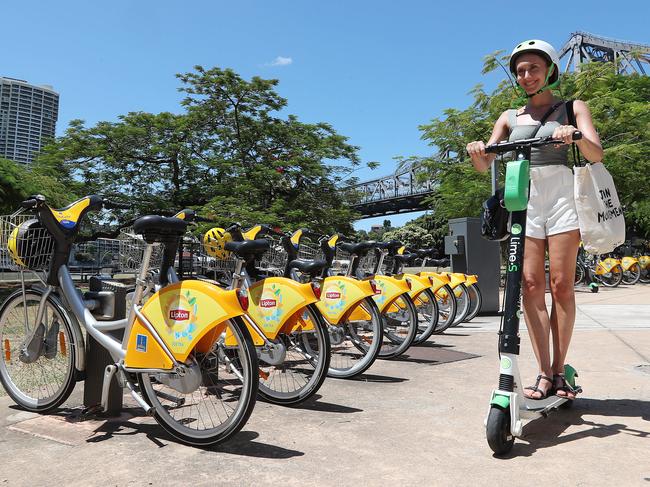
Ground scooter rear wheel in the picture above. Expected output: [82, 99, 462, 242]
[486, 406, 514, 455]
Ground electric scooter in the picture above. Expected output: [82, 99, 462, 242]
[483, 132, 583, 455]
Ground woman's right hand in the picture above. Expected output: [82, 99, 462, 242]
[466, 140, 487, 158]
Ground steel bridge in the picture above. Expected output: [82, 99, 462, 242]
[560, 31, 650, 74]
[349, 156, 442, 218]
[349, 32, 650, 219]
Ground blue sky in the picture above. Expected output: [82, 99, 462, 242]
[4, 0, 648, 229]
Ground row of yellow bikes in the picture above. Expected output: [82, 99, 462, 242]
[575, 240, 650, 288]
[0, 195, 482, 446]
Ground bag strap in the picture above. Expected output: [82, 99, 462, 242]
[531, 101, 563, 138]
[565, 100, 584, 167]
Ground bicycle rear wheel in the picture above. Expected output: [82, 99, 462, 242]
[0, 289, 77, 412]
[139, 316, 258, 446]
[258, 303, 331, 405]
[327, 297, 383, 379]
[411, 289, 439, 345]
[432, 284, 457, 334]
[377, 294, 418, 359]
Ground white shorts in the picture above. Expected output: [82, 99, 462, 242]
[526, 165, 579, 239]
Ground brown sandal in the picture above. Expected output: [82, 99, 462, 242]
[524, 374, 553, 400]
[553, 374, 580, 400]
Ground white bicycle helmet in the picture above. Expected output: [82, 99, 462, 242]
[509, 39, 561, 95]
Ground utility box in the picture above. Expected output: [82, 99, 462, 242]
[447, 217, 500, 314]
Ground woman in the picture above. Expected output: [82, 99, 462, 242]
[466, 40, 603, 399]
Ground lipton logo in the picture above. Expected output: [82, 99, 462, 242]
[260, 299, 277, 308]
[169, 309, 190, 321]
[325, 291, 341, 299]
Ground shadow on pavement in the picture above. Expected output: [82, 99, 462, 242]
[287, 394, 363, 414]
[349, 373, 409, 383]
[83, 409, 305, 457]
[394, 347, 480, 365]
[494, 397, 650, 459]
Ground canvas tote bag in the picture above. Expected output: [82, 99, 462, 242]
[567, 101, 625, 254]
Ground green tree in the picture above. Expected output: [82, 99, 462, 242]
[40, 66, 362, 234]
[382, 221, 436, 249]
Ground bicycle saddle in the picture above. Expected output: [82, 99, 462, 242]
[224, 239, 270, 258]
[394, 253, 416, 265]
[338, 241, 374, 255]
[288, 258, 328, 277]
[133, 215, 188, 243]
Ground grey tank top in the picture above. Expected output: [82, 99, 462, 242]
[507, 103, 570, 167]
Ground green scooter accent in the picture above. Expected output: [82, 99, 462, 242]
[490, 393, 510, 409]
[504, 160, 530, 212]
[563, 364, 579, 387]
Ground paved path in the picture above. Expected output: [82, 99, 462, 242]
[1, 284, 649, 486]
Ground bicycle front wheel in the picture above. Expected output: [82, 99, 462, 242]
[450, 284, 470, 326]
[411, 289, 439, 345]
[464, 284, 483, 322]
[258, 304, 331, 405]
[432, 284, 457, 334]
[327, 297, 383, 379]
[378, 294, 418, 359]
[622, 263, 641, 285]
[596, 267, 623, 287]
[139, 316, 258, 446]
[0, 289, 77, 412]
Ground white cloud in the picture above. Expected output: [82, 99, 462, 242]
[267, 56, 293, 67]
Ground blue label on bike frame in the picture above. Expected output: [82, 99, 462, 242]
[136, 334, 148, 352]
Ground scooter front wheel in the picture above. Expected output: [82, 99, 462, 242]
[486, 406, 514, 455]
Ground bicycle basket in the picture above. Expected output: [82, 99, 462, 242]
[117, 228, 164, 273]
[0, 214, 54, 271]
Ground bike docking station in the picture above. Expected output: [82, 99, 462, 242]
[482, 133, 583, 455]
[445, 217, 500, 314]
[81, 275, 129, 416]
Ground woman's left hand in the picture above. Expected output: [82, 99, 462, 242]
[552, 125, 578, 145]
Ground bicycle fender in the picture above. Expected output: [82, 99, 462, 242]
[418, 272, 448, 293]
[124, 280, 245, 368]
[639, 255, 650, 270]
[620, 256, 638, 271]
[371, 275, 411, 313]
[245, 277, 319, 339]
[316, 276, 374, 325]
[399, 273, 432, 299]
[595, 257, 621, 275]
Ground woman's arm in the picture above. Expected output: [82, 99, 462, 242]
[466, 111, 510, 172]
[553, 100, 604, 163]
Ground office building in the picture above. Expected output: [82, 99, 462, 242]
[0, 77, 59, 164]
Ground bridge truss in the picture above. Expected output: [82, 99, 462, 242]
[560, 31, 650, 74]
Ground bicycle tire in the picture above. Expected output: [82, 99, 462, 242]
[621, 263, 641, 285]
[464, 284, 483, 322]
[0, 289, 78, 412]
[327, 297, 383, 378]
[258, 303, 331, 405]
[139, 316, 258, 446]
[640, 267, 650, 284]
[574, 262, 586, 286]
[377, 293, 418, 359]
[432, 284, 457, 334]
[411, 289, 440, 345]
[596, 266, 623, 287]
[450, 283, 470, 326]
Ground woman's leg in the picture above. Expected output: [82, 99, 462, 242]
[522, 236, 553, 398]
[547, 229, 581, 398]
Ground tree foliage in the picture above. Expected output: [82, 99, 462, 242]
[28, 66, 362, 235]
[418, 55, 650, 237]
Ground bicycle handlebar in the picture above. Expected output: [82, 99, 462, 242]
[485, 132, 582, 155]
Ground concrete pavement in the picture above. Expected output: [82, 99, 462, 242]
[1, 283, 649, 486]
